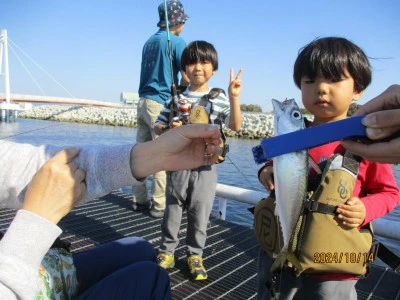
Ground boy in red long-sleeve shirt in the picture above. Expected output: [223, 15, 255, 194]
[257, 37, 400, 299]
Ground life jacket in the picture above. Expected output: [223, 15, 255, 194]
[171, 87, 229, 164]
[253, 151, 378, 277]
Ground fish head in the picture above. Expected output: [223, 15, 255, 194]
[272, 99, 304, 135]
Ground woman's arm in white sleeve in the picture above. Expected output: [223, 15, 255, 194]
[0, 210, 61, 299]
[0, 141, 139, 208]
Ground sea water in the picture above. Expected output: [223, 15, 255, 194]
[1, 118, 399, 260]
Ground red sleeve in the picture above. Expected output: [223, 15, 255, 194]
[354, 161, 400, 225]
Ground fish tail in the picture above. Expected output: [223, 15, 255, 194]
[270, 251, 302, 273]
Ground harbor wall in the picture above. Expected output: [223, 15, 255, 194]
[18, 105, 275, 139]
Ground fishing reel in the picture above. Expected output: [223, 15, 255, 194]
[172, 98, 191, 124]
[162, 97, 192, 132]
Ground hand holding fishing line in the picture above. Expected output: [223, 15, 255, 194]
[157, 124, 222, 167]
[130, 124, 222, 178]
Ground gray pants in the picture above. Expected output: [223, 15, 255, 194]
[257, 248, 358, 300]
[159, 165, 217, 257]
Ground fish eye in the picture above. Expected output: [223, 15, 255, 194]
[291, 110, 301, 120]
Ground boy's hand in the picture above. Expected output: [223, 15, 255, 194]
[259, 166, 274, 192]
[170, 119, 183, 129]
[336, 197, 366, 228]
[228, 68, 243, 98]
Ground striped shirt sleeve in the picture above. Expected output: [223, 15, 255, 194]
[155, 97, 173, 126]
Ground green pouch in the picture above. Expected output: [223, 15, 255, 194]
[36, 248, 78, 300]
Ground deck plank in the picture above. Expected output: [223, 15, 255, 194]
[0, 191, 399, 299]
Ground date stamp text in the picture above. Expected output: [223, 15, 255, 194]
[314, 252, 375, 264]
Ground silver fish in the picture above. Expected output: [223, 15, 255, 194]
[271, 98, 308, 271]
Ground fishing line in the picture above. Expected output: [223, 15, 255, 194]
[224, 155, 260, 191]
[0, 122, 70, 141]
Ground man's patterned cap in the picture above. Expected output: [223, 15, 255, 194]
[157, 0, 189, 28]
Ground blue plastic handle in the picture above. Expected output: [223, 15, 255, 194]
[252, 116, 367, 164]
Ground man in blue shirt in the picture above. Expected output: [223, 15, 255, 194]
[133, 0, 189, 218]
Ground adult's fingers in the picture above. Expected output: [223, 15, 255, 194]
[361, 110, 400, 139]
[179, 124, 221, 140]
[68, 161, 79, 172]
[75, 168, 86, 183]
[52, 147, 80, 164]
[362, 109, 400, 128]
[341, 139, 400, 164]
[354, 84, 400, 116]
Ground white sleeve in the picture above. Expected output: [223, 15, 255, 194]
[0, 210, 62, 299]
[0, 140, 140, 209]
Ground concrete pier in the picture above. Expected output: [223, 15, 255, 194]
[0, 102, 22, 123]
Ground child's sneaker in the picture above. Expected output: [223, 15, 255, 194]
[157, 253, 175, 269]
[187, 255, 207, 280]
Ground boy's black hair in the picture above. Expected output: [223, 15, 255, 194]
[181, 40, 218, 71]
[293, 37, 371, 93]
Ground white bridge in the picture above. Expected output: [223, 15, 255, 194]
[0, 93, 121, 108]
[0, 29, 120, 122]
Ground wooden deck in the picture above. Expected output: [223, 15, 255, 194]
[1, 191, 399, 299]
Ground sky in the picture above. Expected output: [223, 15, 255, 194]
[1, 0, 399, 112]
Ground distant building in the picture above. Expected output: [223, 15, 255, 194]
[120, 92, 139, 106]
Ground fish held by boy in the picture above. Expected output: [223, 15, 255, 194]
[270, 98, 308, 272]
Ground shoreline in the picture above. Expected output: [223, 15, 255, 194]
[18, 105, 275, 140]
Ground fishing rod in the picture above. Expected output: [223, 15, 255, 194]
[163, 0, 179, 106]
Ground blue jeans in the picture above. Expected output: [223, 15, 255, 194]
[74, 237, 171, 299]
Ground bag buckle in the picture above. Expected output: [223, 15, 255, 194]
[304, 200, 319, 213]
[370, 239, 380, 264]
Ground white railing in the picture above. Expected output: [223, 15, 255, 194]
[215, 183, 400, 241]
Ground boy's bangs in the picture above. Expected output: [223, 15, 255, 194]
[187, 45, 213, 64]
[304, 49, 348, 81]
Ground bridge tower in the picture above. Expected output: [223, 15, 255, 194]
[0, 29, 19, 122]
